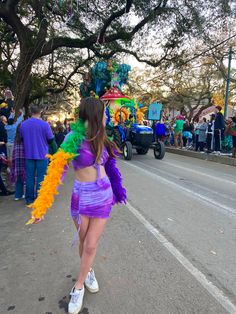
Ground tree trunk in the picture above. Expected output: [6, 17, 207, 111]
[193, 99, 212, 121]
[13, 51, 33, 114]
[188, 108, 194, 121]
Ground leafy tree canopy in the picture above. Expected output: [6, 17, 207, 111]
[0, 0, 234, 113]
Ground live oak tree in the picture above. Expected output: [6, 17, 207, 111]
[129, 54, 228, 121]
[128, 11, 236, 120]
[0, 0, 233, 112]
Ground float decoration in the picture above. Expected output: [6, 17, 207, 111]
[112, 108, 130, 126]
[80, 59, 131, 98]
[101, 86, 131, 101]
[136, 107, 148, 124]
[79, 59, 148, 127]
[101, 87, 132, 127]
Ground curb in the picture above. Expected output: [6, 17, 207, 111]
[165, 147, 236, 167]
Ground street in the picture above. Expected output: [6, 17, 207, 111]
[0, 152, 236, 314]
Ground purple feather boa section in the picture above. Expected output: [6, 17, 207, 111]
[60, 164, 69, 183]
[105, 157, 127, 204]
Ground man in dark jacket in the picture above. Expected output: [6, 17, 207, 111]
[214, 106, 225, 152]
[206, 114, 215, 152]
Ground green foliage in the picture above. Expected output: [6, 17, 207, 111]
[0, 67, 12, 90]
[0, 0, 234, 110]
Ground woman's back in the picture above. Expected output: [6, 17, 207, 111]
[72, 140, 109, 182]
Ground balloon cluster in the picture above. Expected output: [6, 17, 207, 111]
[80, 59, 131, 97]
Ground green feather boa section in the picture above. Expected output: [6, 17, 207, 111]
[60, 119, 86, 155]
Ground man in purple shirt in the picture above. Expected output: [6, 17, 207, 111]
[20, 104, 54, 204]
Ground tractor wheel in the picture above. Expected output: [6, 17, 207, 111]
[154, 141, 165, 159]
[113, 128, 122, 150]
[136, 148, 149, 155]
[123, 141, 133, 160]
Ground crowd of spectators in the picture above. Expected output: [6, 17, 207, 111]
[1, 90, 236, 200]
[153, 106, 236, 157]
[0, 89, 72, 200]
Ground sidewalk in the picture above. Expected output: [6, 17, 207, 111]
[165, 147, 236, 167]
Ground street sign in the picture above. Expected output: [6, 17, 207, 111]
[148, 102, 162, 120]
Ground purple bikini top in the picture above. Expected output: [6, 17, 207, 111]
[72, 140, 109, 171]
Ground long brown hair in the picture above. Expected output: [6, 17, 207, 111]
[79, 97, 117, 162]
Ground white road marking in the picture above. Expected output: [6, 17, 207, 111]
[126, 201, 236, 314]
[123, 161, 236, 216]
[136, 160, 236, 202]
[162, 160, 236, 186]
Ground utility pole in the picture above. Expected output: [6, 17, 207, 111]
[224, 46, 232, 119]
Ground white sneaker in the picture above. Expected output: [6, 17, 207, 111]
[68, 285, 85, 314]
[85, 269, 99, 293]
[15, 195, 25, 201]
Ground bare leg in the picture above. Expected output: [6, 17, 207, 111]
[75, 218, 107, 289]
[179, 133, 183, 149]
[174, 133, 178, 148]
[73, 216, 90, 258]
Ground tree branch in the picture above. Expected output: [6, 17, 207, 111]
[6, 0, 20, 7]
[114, 47, 170, 67]
[193, 100, 212, 120]
[6, 0, 20, 8]
[40, 4, 174, 57]
[0, 3, 7, 16]
[130, 6, 170, 37]
[97, 0, 133, 43]
[0, 2, 31, 44]
[30, 56, 94, 102]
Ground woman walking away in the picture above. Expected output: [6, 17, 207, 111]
[10, 124, 25, 200]
[26, 97, 127, 314]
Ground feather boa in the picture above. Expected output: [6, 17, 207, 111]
[26, 120, 86, 225]
[104, 157, 127, 204]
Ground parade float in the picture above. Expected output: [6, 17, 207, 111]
[79, 59, 165, 160]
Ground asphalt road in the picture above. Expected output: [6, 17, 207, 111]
[0, 152, 236, 314]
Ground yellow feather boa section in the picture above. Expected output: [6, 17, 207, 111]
[26, 150, 75, 225]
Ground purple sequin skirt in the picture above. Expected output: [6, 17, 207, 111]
[70, 176, 113, 223]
